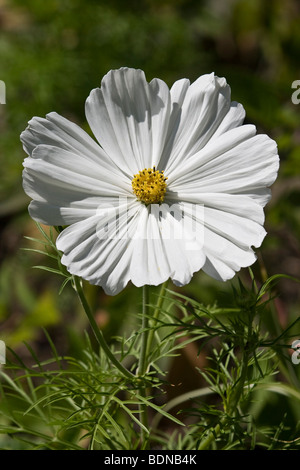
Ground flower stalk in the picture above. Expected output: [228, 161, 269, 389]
[137, 285, 151, 446]
[136, 281, 169, 447]
[138, 285, 150, 377]
[145, 280, 169, 361]
[73, 276, 134, 380]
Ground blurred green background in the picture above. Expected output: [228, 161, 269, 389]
[0, 0, 300, 377]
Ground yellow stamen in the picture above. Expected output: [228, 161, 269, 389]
[132, 167, 168, 205]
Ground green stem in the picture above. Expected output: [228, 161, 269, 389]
[137, 285, 150, 446]
[138, 285, 150, 377]
[73, 276, 134, 380]
[144, 280, 169, 361]
[137, 282, 169, 447]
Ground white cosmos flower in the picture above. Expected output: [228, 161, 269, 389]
[21, 67, 279, 295]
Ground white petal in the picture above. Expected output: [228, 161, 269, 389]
[141, 204, 205, 286]
[163, 196, 266, 282]
[167, 124, 257, 183]
[129, 205, 171, 287]
[20, 112, 120, 173]
[25, 144, 130, 191]
[211, 101, 246, 139]
[27, 197, 120, 226]
[57, 201, 141, 295]
[157, 78, 190, 170]
[202, 226, 257, 281]
[169, 132, 279, 195]
[167, 193, 265, 225]
[202, 206, 266, 249]
[85, 67, 171, 175]
[202, 255, 236, 282]
[163, 74, 231, 174]
[56, 201, 207, 294]
[23, 145, 132, 226]
[129, 204, 206, 288]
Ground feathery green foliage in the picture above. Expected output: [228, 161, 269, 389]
[1, 227, 300, 450]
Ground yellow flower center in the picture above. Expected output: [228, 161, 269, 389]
[132, 167, 168, 205]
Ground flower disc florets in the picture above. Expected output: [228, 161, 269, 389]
[132, 167, 167, 205]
